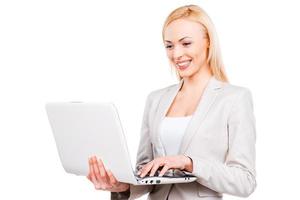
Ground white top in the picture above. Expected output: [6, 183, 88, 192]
[160, 116, 193, 155]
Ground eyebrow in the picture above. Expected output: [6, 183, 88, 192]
[164, 37, 192, 43]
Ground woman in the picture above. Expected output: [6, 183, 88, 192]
[87, 4, 256, 200]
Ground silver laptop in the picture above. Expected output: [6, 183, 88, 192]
[45, 102, 197, 185]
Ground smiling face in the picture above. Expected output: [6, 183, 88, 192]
[163, 18, 210, 79]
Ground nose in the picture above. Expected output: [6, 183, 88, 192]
[172, 46, 184, 60]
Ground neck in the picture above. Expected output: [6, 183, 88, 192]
[180, 65, 213, 93]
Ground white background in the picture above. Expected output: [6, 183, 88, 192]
[1, 0, 300, 199]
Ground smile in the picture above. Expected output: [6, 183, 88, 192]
[176, 60, 192, 70]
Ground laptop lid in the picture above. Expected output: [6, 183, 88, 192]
[46, 102, 138, 184]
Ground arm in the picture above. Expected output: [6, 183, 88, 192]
[187, 89, 257, 197]
[112, 92, 155, 200]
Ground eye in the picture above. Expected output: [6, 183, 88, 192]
[165, 44, 173, 49]
[183, 42, 191, 47]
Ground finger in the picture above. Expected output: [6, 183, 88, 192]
[140, 162, 154, 178]
[159, 163, 170, 177]
[149, 162, 162, 177]
[87, 158, 91, 180]
[97, 158, 108, 179]
[95, 157, 111, 188]
[89, 157, 99, 186]
[92, 156, 103, 182]
[87, 173, 91, 181]
[107, 169, 119, 187]
[136, 165, 144, 175]
[92, 156, 110, 190]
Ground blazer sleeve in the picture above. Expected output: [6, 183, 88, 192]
[186, 89, 257, 197]
[111, 92, 154, 200]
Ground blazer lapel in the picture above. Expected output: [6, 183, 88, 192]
[152, 77, 224, 156]
[178, 77, 224, 154]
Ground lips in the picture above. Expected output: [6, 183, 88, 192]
[176, 60, 192, 70]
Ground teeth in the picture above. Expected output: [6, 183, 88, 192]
[176, 60, 191, 67]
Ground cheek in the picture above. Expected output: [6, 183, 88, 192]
[192, 46, 207, 62]
[166, 51, 173, 61]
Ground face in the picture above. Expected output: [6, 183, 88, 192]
[163, 18, 210, 78]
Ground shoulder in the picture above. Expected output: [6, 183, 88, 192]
[222, 81, 253, 99]
[220, 81, 254, 107]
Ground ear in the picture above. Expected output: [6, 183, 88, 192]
[206, 40, 210, 49]
[206, 37, 210, 49]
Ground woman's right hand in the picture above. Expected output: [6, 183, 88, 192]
[87, 156, 130, 193]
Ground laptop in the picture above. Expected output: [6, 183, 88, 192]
[45, 102, 197, 185]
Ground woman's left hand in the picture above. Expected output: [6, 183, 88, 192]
[138, 155, 193, 178]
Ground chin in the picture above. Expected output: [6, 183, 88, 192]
[178, 70, 196, 79]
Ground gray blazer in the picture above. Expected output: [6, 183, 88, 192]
[113, 76, 256, 200]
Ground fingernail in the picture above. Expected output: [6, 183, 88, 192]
[158, 173, 163, 177]
[137, 171, 141, 175]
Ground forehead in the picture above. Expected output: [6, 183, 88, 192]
[164, 18, 206, 42]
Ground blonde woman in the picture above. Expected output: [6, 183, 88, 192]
[87, 4, 256, 200]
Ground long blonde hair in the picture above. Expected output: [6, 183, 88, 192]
[162, 5, 228, 82]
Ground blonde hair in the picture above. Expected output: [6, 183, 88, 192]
[162, 5, 228, 82]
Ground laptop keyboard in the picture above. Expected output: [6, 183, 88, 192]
[135, 169, 192, 178]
